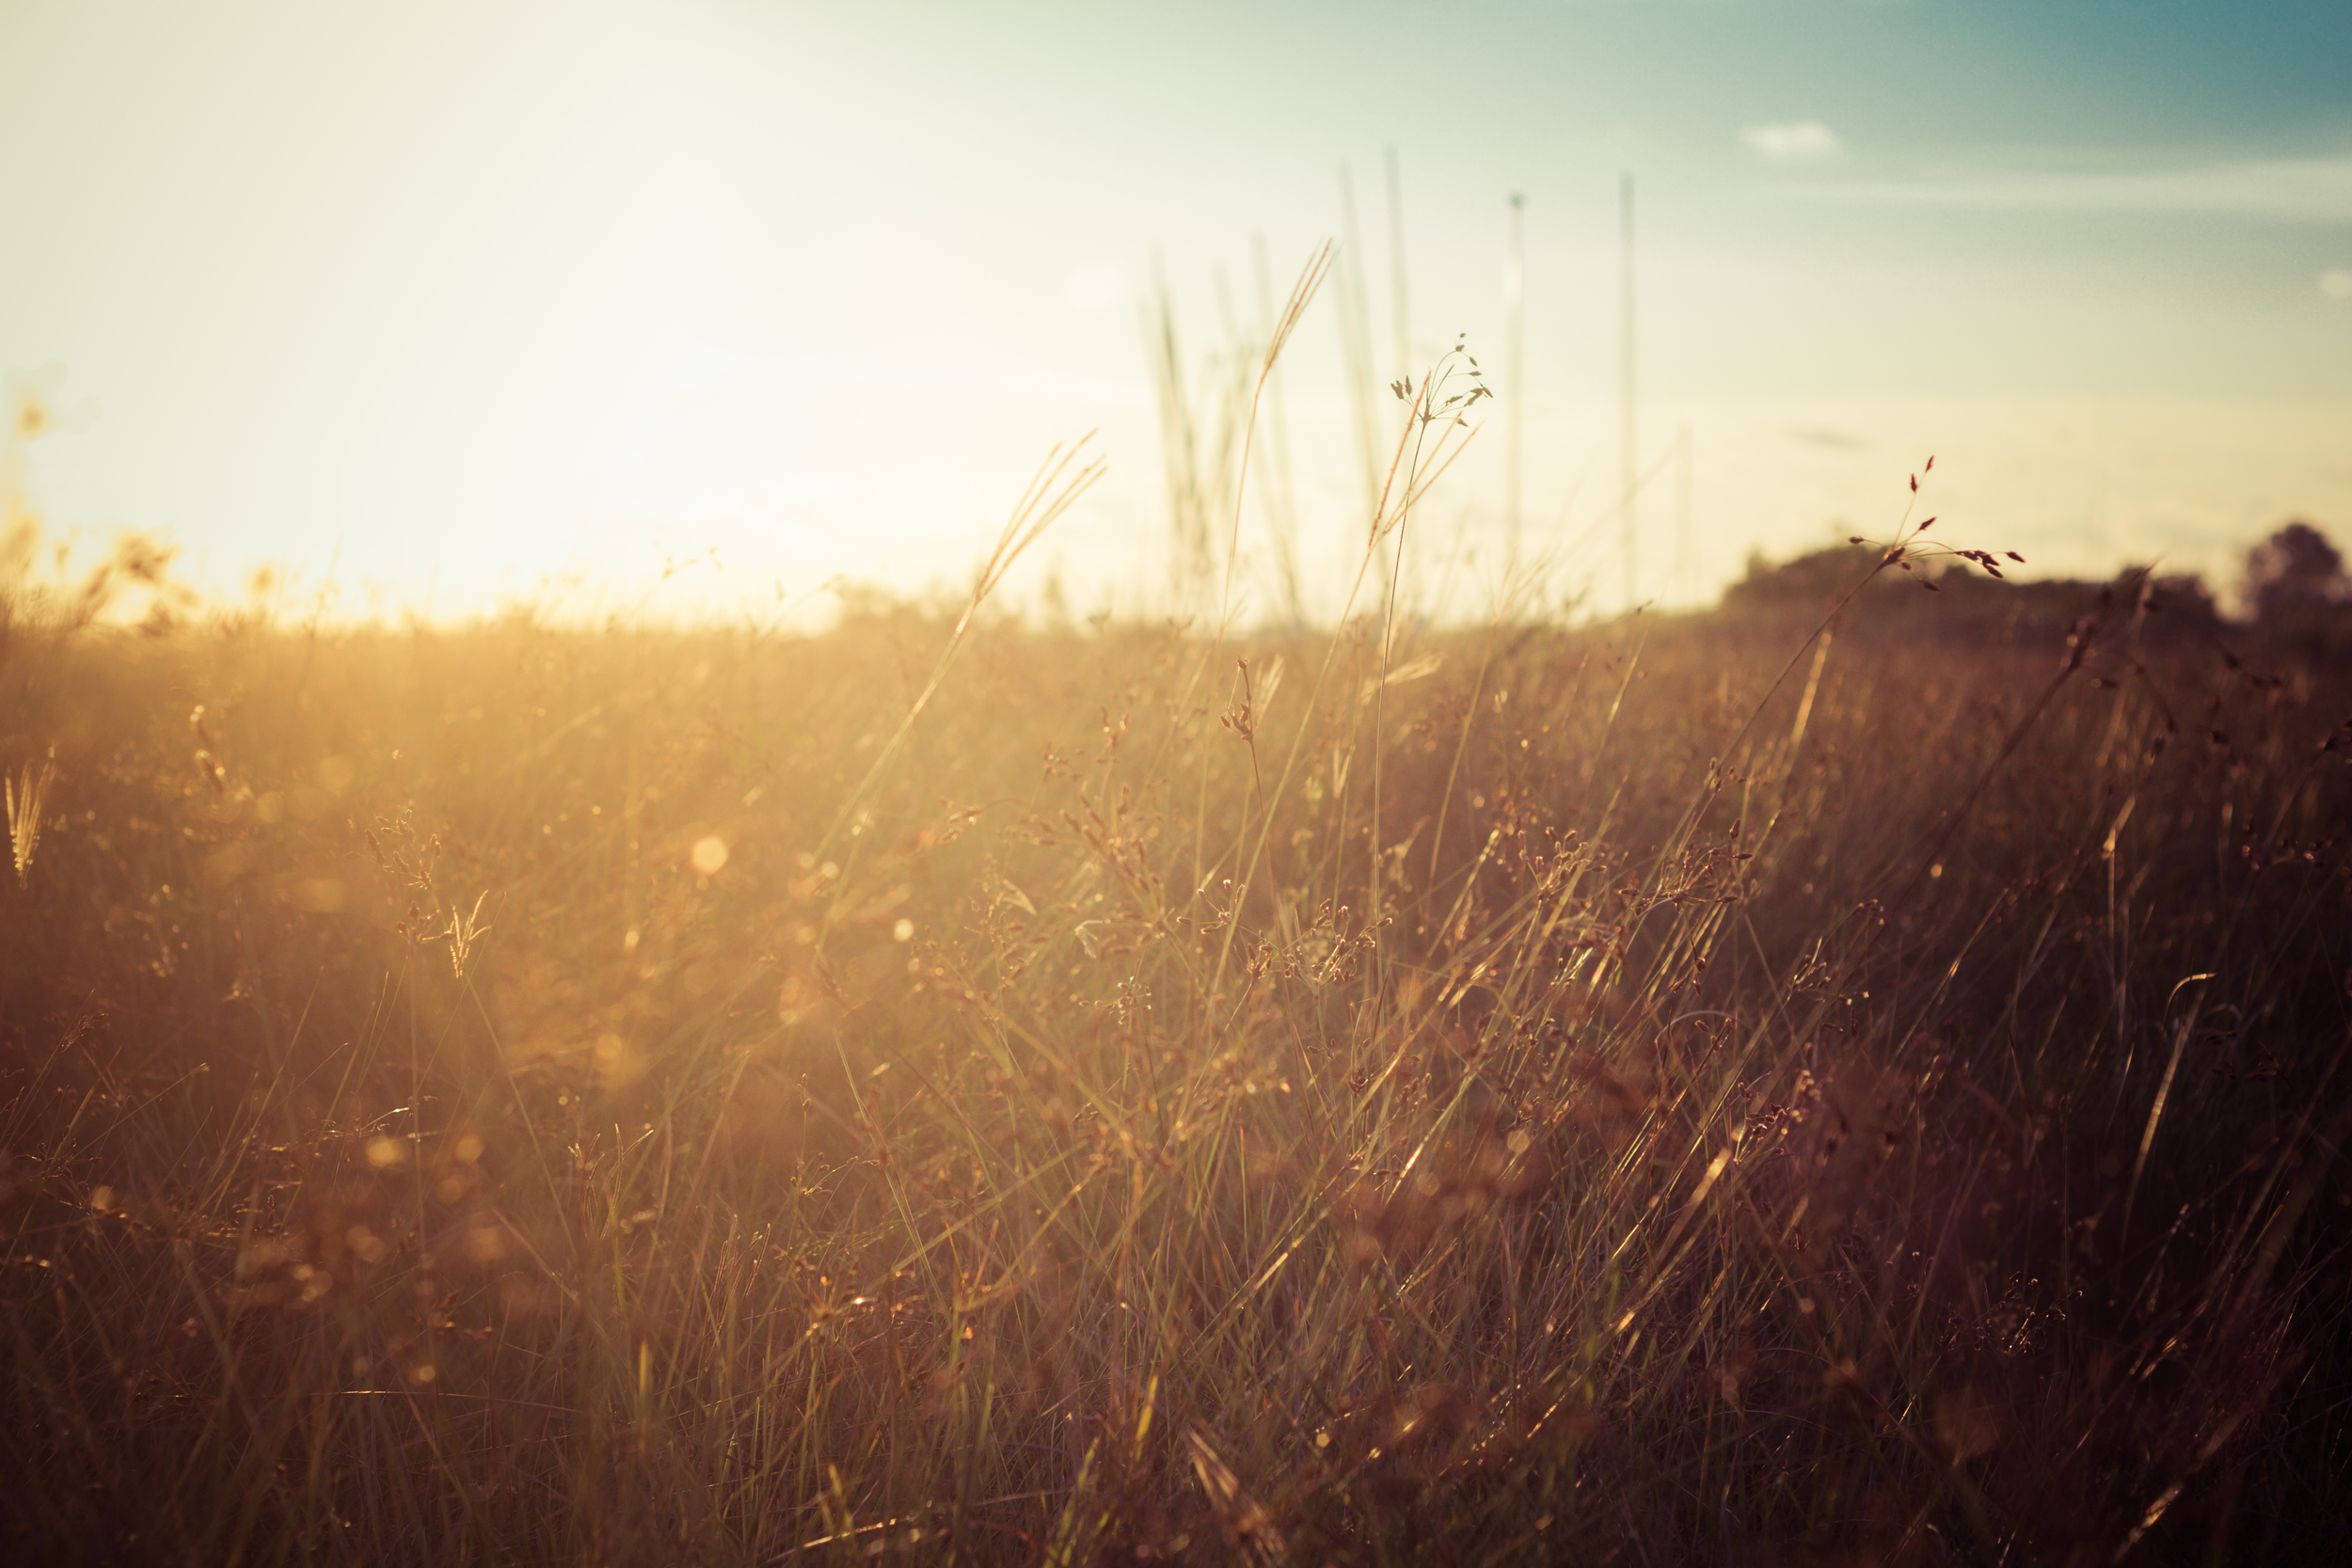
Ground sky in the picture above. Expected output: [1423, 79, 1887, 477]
[1, 0, 2347, 622]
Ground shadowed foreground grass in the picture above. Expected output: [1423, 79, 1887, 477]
[4, 575, 2349, 1564]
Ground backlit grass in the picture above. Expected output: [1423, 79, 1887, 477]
[5, 519, 2349, 1561]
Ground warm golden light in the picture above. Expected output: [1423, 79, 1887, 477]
[0, 1, 2341, 619]
[5, 7, 2349, 1564]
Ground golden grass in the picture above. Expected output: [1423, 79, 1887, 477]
[3, 528, 2349, 1563]
[7, 752, 51, 885]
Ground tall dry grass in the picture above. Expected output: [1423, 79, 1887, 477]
[4, 499, 2349, 1562]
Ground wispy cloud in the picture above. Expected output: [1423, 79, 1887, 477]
[2324, 269, 2352, 300]
[1742, 120, 1840, 160]
[1790, 153, 2352, 223]
[1787, 425, 1870, 451]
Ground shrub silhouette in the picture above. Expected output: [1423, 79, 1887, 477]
[2245, 519, 2348, 620]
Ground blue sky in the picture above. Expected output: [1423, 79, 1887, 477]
[1, 0, 2345, 619]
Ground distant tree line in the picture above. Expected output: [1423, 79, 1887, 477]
[1720, 518, 2350, 651]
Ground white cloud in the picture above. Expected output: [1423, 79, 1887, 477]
[2323, 269, 2352, 300]
[1742, 121, 1841, 160]
[1790, 154, 2352, 223]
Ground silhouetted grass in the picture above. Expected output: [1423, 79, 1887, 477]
[5, 524, 2348, 1563]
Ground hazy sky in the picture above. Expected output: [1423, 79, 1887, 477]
[3, 0, 2347, 620]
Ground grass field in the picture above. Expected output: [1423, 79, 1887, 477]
[5, 467, 2351, 1563]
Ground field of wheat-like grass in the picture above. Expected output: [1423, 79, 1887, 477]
[3, 558, 2349, 1563]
